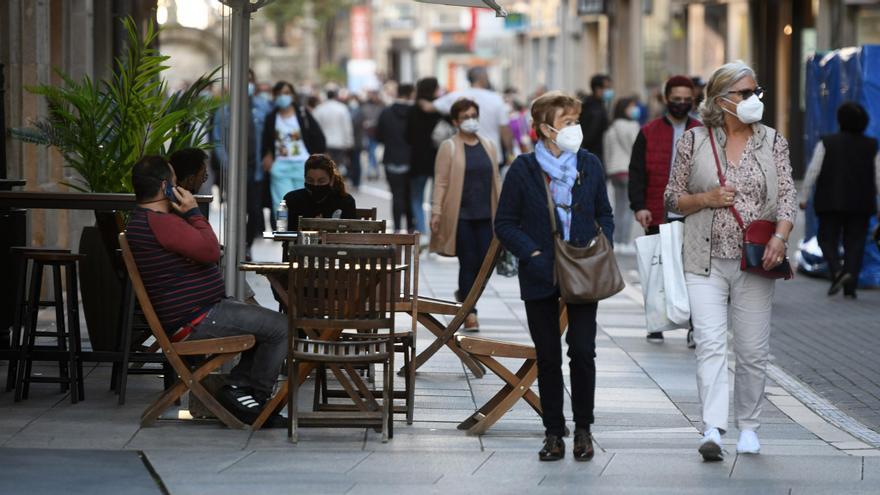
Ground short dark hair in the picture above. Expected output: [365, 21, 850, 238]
[450, 98, 480, 121]
[397, 83, 415, 98]
[273, 81, 296, 98]
[664, 75, 695, 98]
[131, 155, 172, 202]
[326, 89, 338, 100]
[612, 96, 639, 120]
[415, 77, 439, 102]
[838, 101, 869, 134]
[590, 74, 611, 93]
[168, 148, 207, 184]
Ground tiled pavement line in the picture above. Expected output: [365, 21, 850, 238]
[618, 267, 877, 454]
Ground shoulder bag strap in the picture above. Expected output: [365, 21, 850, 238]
[708, 128, 746, 231]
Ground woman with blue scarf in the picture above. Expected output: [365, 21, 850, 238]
[495, 91, 614, 462]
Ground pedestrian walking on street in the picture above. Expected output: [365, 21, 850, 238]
[361, 89, 386, 181]
[376, 83, 415, 232]
[664, 61, 798, 461]
[313, 89, 355, 187]
[578, 74, 613, 163]
[799, 101, 880, 299]
[629, 75, 702, 344]
[260, 81, 326, 216]
[495, 91, 614, 462]
[603, 96, 641, 250]
[430, 98, 501, 332]
[406, 77, 443, 236]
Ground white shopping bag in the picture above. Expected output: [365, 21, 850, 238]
[660, 222, 690, 325]
[635, 234, 685, 333]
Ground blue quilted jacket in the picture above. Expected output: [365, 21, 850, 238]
[494, 150, 614, 301]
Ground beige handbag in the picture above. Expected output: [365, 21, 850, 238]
[542, 176, 625, 303]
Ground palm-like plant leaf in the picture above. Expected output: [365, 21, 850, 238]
[11, 16, 222, 193]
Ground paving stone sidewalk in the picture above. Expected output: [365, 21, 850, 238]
[2, 232, 879, 494]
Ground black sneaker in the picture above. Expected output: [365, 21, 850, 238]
[828, 272, 852, 296]
[646, 332, 664, 343]
[218, 385, 263, 425]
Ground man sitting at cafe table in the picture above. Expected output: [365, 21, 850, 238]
[126, 155, 286, 427]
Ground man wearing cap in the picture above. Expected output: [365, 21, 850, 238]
[628, 75, 702, 344]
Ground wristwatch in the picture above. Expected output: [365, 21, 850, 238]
[772, 232, 788, 248]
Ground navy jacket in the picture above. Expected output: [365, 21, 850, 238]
[494, 150, 614, 301]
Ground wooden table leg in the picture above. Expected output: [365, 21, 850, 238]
[458, 357, 540, 436]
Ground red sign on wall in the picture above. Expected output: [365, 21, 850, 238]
[350, 5, 372, 60]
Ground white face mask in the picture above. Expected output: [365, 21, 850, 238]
[723, 94, 764, 124]
[547, 124, 583, 154]
[460, 118, 480, 134]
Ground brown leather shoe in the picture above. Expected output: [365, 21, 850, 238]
[573, 429, 594, 461]
[539, 434, 564, 461]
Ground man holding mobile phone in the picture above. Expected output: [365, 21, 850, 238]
[126, 155, 287, 427]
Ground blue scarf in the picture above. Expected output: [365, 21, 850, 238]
[535, 141, 578, 241]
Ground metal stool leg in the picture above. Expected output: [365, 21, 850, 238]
[63, 261, 83, 403]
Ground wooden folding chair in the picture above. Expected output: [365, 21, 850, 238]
[456, 302, 569, 435]
[412, 237, 505, 377]
[298, 217, 386, 234]
[319, 232, 419, 424]
[355, 207, 378, 220]
[118, 233, 256, 429]
[287, 244, 397, 443]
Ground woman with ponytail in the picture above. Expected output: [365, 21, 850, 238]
[283, 154, 357, 231]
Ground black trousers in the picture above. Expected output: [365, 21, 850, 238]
[385, 166, 412, 232]
[246, 179, 264, 248]
[817, 212, 871, 294]
[524, 296, 598, 437]
[455, 218, 493, 313]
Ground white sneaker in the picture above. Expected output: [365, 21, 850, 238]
[736, 429, 761, 454]
[698, 428, 724, 461]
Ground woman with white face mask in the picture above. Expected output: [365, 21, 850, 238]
[494, 91, 615, 462]
[430, 98, 501, 331]
[664, 61, 797, 461]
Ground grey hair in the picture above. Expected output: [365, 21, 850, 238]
[700, 61, 757, 127]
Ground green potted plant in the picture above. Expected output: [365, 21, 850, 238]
[12, 17, 222, 351]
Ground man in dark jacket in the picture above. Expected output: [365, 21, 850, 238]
[799, 101, 880, 298]
[376, 83, 415, 232]
[579, 74, 613, 163]
[628, 75, 701, 343]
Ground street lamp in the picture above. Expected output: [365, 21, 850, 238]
[413, 0, 509, 17]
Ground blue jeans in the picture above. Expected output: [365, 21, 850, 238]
[191, 299, 287, 396]
[455, 218, 493, 314]
[270, 159, 305, 215]
[366, 139, 380, 176]
[410, 175, 430, 235]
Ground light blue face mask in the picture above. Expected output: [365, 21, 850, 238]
[603, 88, 615, 103]
[247, 82, 255, 97]
[274, 94, 293, 109]
[627, 105, 641, 121]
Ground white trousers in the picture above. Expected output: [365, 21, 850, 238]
[685, 258, 775, 434]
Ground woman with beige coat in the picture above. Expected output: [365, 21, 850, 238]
[430, 98, 501, 331]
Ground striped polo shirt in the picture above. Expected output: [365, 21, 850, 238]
[126, 207, 225, 332]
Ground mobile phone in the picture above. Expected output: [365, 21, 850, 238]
[164, 182, 180, 204]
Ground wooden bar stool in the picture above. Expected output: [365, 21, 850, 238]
[10, 248, 86, 403]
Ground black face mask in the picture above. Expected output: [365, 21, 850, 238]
[667, 101, 693, 119]
[305, 183, 332, 200]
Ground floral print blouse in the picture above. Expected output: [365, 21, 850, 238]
[666, 129, 798, 259]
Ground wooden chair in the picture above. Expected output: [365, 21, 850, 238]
[456, 302, 569, 435]
[355, 207, 378, 220]
[319, 232, 419, 424]
[118, 233, 257, 429]
[287, 244, 397, 443]
[298, 217, 386, 234]
[412, 237, 505, 377]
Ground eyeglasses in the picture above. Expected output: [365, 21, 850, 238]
[726, 87, 764, 100]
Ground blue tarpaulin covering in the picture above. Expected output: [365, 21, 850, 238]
[799, 45, 880, 288]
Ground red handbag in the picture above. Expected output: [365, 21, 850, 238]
[709, 132, 792, 280]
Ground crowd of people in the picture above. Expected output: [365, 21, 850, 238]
[130, 60, 878, 463]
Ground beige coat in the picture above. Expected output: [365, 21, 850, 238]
[430, 133, 501, 256]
